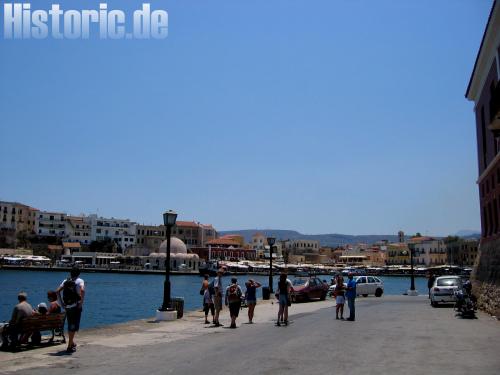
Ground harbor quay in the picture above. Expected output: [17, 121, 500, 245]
[1, 296, 499, 375]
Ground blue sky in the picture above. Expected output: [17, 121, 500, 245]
[0, 0, 493, 235]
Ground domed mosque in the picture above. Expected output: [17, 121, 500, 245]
[146, 237, 199, 272]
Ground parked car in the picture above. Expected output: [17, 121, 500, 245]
[355, 276, 384, 297]
[290, 277, 328, 302]
[328, 276, 384, 297]
[430, 275, 462, 307]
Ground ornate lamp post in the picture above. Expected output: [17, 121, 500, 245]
[267, 237, 276, 293]
[160, 210, 177, 311]
[407, 244, 418, 296]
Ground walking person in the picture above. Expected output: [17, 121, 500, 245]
[275, 273, 292, 326]
[225, 278, 243, 328]
[427, 272, 436, 299]
[334, 275, 345, 320]
[245, 279, 261, 324]
[346, 272, 356, 321]
[201, 275, 215, 324]
[212, 269, 224, 327]
[56, 267, 85, 353]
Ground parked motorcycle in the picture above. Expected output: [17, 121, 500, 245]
[454, 283, 477, 318]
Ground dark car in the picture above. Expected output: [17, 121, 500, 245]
[290, 277, 328, 302]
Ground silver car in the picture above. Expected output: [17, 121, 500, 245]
[430, 276, 462, 307]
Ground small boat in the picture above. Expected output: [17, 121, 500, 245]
[199, 260, 220, 276]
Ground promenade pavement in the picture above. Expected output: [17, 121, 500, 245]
[1, 295, 499, 375]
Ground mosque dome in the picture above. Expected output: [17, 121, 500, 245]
[158, 237, 187, 254]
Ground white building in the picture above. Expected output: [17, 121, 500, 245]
[284, 239, 320, 255]
[88, 214, 137, 250]
[35, 211, 67, 237]
[409, 238, 447, 267]
[65, 216, 92, 245]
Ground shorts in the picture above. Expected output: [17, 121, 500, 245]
[279, 294, 289, 307]
[246, 299, 257, 305]
[336, 296, 345, 305]
[229, 302, 241, 317]
[66, 307, 82, 332]
[203, 303, 215, 316]
[213, 295, 223, 311]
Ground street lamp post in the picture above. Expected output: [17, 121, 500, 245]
[267, 237, 276, 293]
[410, 246, 416, 291]
[160, 210, 177, 311]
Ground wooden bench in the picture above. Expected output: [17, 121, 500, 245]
[17, 313, 66, 346]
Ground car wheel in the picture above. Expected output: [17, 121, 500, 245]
[362, 294, 368, 297]
[375, 288, 383, 297]
[320, 292, 327, 301]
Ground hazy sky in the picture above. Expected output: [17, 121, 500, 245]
[0, 0, 493, 235]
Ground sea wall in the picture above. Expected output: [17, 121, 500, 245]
[472, 239, 500, 317]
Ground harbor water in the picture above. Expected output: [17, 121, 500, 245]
[0, 270, 428, 329]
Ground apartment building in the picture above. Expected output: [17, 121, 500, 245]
[446, 238, 479, 267]
[65, 216, 92, 245]
[0, 201, 38, 233]
[35, 211, 67, 237]
[408, 237, 447, 267]
[88, 214, 137, 250]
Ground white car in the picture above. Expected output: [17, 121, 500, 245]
[430, 275, 462, 307]
[328, 276, 384, 297]
[355, 276, 384, 297]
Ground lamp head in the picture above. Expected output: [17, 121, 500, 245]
[267, 237, 276, 247]
[163, 210, 178, 227]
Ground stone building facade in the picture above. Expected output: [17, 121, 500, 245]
[465, 1, 500, 316]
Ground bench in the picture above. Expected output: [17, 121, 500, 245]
[17, 313, 66, 346]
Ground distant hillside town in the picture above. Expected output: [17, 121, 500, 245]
[0, 199, 479, 271]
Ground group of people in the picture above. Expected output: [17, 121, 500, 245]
[1, 267, 85, 353]
[331, 272, 357, 321]
[200, 270, 298, 328]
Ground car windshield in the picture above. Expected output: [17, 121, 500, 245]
[437, 278, 460, 287]
[292, 279, 307, 286]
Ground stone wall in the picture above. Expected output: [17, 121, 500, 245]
[472, 239, 500, 317]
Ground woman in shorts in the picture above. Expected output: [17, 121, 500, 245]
[335, 275, 345, 320]
[245, 279, 262, 324]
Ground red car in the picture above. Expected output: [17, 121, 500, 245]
[290, 277, 329, 302]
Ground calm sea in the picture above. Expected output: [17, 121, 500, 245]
[0, 270, 427, 329]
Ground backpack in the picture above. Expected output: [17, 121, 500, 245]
[227, 284, 241, 303]
[208, 280, 215, 296]
[62, 278, 80, 306]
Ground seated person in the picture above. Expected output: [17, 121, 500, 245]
[1, 292, 34, 349]
[47, 291, 61, 314]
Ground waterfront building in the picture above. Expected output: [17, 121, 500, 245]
[145, 237, 199, 272]
[386, 243, 410, 265]
[446, 238, 480, 267]
[0, 201, 38, 234]
[465, 0, 500, 316]
[408, 237, 447, 267]
[88, 214, 137, 251]
[191, 236, 256, 261]
[65, 215, 92, 245]
[35, 211, 67, 238]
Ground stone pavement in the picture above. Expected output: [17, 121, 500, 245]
[0, 296, 499, 374]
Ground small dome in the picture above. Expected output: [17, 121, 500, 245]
[159, 237, 187, 254]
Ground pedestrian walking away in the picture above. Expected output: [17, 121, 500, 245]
[275, 273, 292, 326]
[225, 278, 243, 328]
[245, 279, 262, 324]
[346, 272, 356, 321]
[427, 272, 436, 299]
[56, 267, 85, 353]
[212, 269, 224, 327]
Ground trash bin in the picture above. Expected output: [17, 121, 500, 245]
[262, 287, 270, 300]
[171, 297, 184, 319]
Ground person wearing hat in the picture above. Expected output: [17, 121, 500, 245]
[345, 273, 357, 321]
[225, 277, 243, 328]
[1, 291, 34, 349]
[212, 269, 224, 327]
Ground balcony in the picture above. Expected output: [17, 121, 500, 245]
[489, 82, 500, 135]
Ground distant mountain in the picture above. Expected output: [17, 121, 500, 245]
[218, 229, 400, 247]
[455, 230, 481, 238]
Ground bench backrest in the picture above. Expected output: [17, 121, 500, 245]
[19, 313, 66, 332]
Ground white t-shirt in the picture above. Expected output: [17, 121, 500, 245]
[213, 276, 223, 296]
[59, 277, 85, 308]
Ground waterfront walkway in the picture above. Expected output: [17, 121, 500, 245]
[1, 296, 499, 375]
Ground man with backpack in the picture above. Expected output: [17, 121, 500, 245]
[225, 277, 243, 329]
[56, 267, 85, 353]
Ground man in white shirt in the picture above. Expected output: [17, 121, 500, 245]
[213, 269, 224, 327]
[56, 267, 85, 353]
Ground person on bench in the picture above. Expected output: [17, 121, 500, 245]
[1, 291, 34, 349]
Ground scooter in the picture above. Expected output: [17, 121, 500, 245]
[454, 288, 477, 318]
